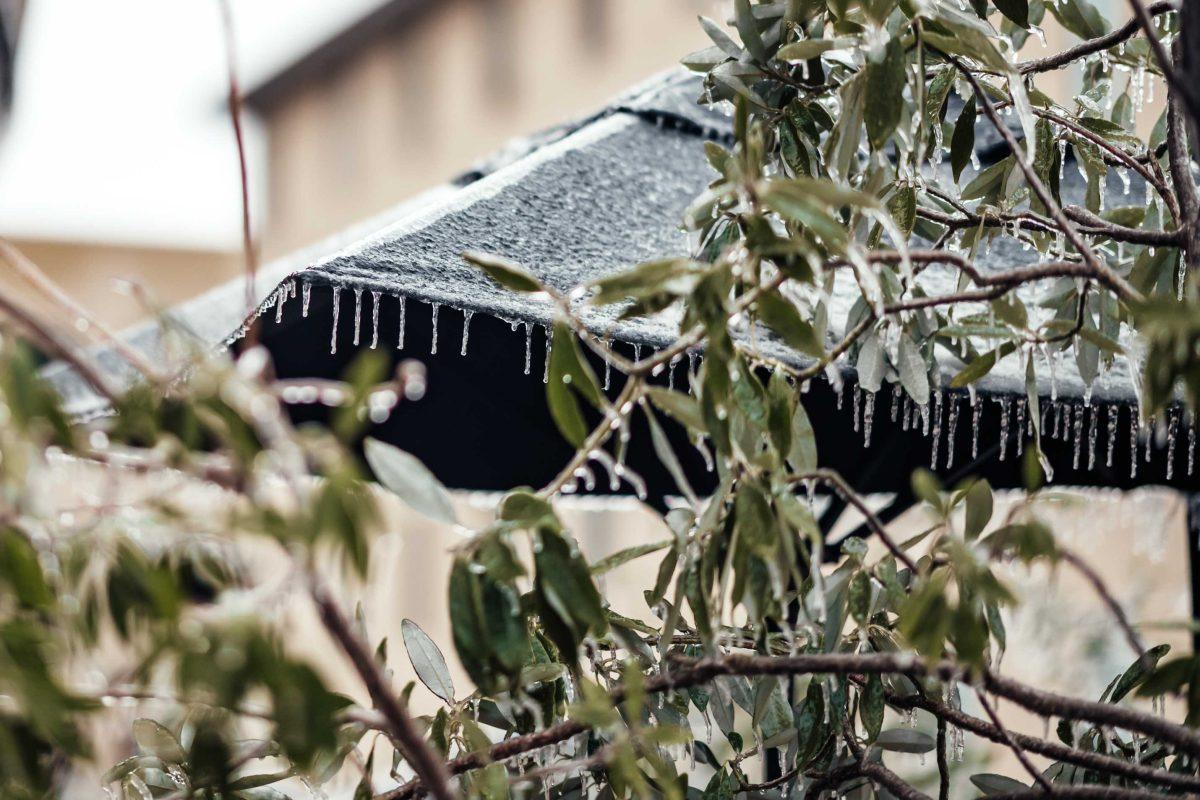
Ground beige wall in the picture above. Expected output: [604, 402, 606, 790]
[1, 238, 241, 331]
[257, 0, 712, 258]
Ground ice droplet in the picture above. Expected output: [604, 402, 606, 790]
[330, 286, 341, 355]
[1130, 414, 1139, 479]
[863, 391, 876, 447]
[370, 291, 381, 349]
[946, 394, 961, 468]
[1072, 402, 1084, 469]
[997, 397, 1011, 461]
[523, 324, 533, 375]
[1189, 422, 1196, 476]
[430, 303, 441, 354]
[396, 295, 407, 350]
[302, 281, 312, 317]
[460, 310, 474, 356]
[1015, 398, 1026, 456]
[352, 288, 363, 346]
[1087, 404, 1098, 470]
[1166, 408, 1179, 480]
[1106, 404, 1118, 467]
[930, 390, 944, 467]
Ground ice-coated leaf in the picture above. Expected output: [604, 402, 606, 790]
[971, 773, 1029, 795]
[462, 251, 543, 293]
[856, 331, 885, 393]
[364, 438, 457, 525]
[864, 37, 906, 150]
[896, 334, 930, 406]
[875, 728, 936, 753]
[401, 618, 455, 704]
[131, 719, 186, 764]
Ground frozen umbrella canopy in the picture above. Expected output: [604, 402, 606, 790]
[44, 69, 1198, 496]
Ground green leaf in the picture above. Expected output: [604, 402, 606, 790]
[864, 37, 906, 150]
[698, 15, 743, 59]
[591, 539, 672, 575]
[963, 479, 993, 541]
[993, 0, 1029, 28]
[401, 618, 455, 705]
[951, 342, 1017, 388]
[778, 39, 843, 61]
[757, 293, 823, 357]
[364, 438, 457, 525]
[950, 97, 977, 182]
[647, 387, 705, 433]
[860, 675, 885, 739]
[1108, 644, 1170, 704]
[888, 185, 917, 238]
[463, 251, 543, 293]
[875, 728, 936, 753]
[788, 399, 818, 471]
[733, 0, 767, 60]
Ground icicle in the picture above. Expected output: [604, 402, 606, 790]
[902, 397, 912, 431]
[460, 310, 474, 356]
[971, 401, 983, 459]
[1156, 407, 1179, 481]
[275, 286, 287, 323]
[668, 355, 681, 390]
[543, 327, 553, 384]
[1057, 138, 1067, 182]
[429, 303, 441, 354]
[369, 291, 381, 349]
[921, 400, 931, 436]
[1145, 418, 1153, 463]
[523, 324, 533, 375]
[837, 379, 846, 410]
[997, 397, 1011, 461]
[930, 391, 944, 467]
[1130, 414, 1139, 479]
[853, 386, 862, 433]
[301, 281, 312, 318]
[863, 392, 876, 447]
[946, 395, 961, 468]
[1118, 167, 1131, 196]
[396, 295, 407, 350]
[633, 343, 642, 363]
[1062, 402, 1073, 440]
[1107, 404, 1118, 467]
[1072, 402, 1084, 470]
[330, 286, 342, 355]
[1190, 422, 1196, 476]
[1015, 398, 1026, 456]
[891, 384, 902, 423]
[352, 288, 363, 346]
[1087, 404, 1098, 470]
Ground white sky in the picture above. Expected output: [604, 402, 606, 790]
[0, 0, 388, 250]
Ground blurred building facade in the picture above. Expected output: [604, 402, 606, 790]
[244, 0, 711, 258]
[3, 0, 709, 328]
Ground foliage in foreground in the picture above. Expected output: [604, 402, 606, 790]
[4, 0, 1200, 799]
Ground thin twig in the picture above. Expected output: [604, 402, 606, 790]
[975, 689, 1052, 793]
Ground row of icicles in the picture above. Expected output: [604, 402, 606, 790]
[269, 280, 1195, 483]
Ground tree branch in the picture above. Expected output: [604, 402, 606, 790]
[311, 581, 456, 800]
